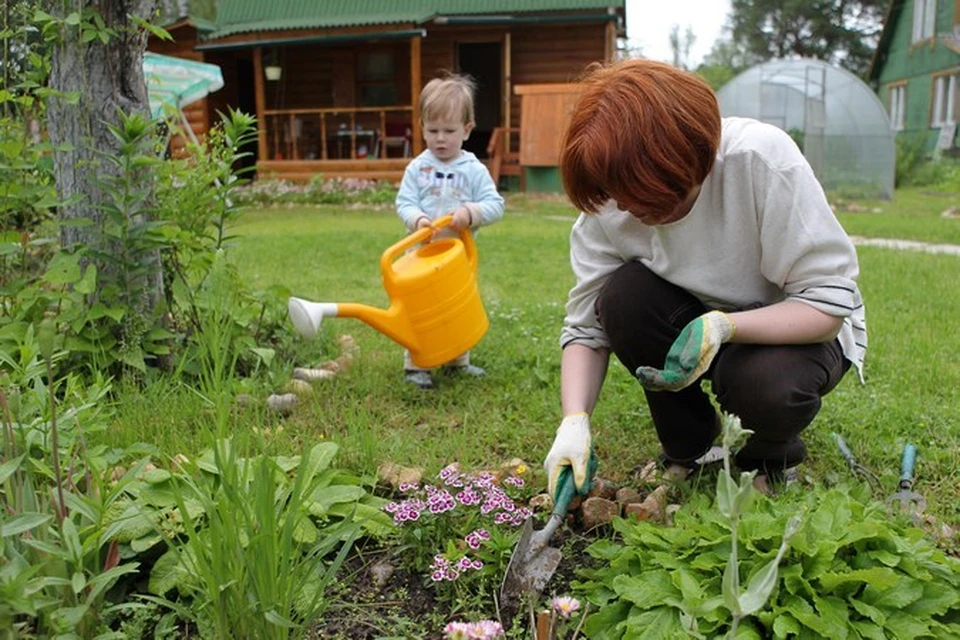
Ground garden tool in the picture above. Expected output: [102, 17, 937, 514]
[889, 443, 926, 517]
[832, 432, 882, 492]
[287, 215, 488, 368]
[500, 455, 597, 608]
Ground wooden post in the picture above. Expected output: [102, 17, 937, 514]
[410, 34, 422, 156]
[253, 46, 268, 162]
[605, 20, 616, 62]
[503, 32, 512, 148]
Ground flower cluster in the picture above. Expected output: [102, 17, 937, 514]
[430, 552, 483, 582]
[384, 464, 532, 527]
[443, 619, 504, 639]
[384, 463, 533, 584]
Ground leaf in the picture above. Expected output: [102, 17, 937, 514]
[612, 570, 677, 610]
[722, 552, 741, 616]
[739, 556, 782, 616]
[622, 607, 685, 639]
[1, 512, 52, 537]
[772, 613, 801, 636]
[0, 454, 25, 484]
[75, 264, 97, 294]
[326, 502, 393, 538]
[43, 251, 82, 284]
[818, 567, 900, 592]
[716, 471, 738, 519]
[305, 485, 366, 514]
[860, 577, 924, 610]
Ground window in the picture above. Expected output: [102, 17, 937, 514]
[358, 52, 397, 107]
[912, 0, 937, 43]
[931, 72, 957, 126]
[889, 84, 906, 131]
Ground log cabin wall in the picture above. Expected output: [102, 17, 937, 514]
[420, 21, 609, 133]
[147, 26, 211, 157]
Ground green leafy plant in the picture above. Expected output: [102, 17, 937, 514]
[573, 415, 960, 638]
[0, 324, 140, 637]
[139, 440, 390, 639]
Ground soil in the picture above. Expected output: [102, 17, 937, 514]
[309, 524, 601, 639]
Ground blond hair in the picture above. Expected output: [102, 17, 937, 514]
[419, 73, 476, 125]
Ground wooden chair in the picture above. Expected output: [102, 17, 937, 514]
[380, 122, 412, 158]
[486, 126, 524, 191]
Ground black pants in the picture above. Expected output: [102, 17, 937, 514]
[596, 261, 850, 473]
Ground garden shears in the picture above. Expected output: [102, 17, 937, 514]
[832, 432, 881, 492]
[889, 443, 926, 517]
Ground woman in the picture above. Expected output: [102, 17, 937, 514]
[543, 59, 866, 498]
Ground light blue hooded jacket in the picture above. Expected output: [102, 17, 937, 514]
[396, 149, 505, 233]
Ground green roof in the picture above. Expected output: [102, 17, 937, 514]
[207, 0, 624, 39]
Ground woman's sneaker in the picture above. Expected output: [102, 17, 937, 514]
[405, 370, 435, 389]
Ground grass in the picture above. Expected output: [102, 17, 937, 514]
[106, 188, 960, 529]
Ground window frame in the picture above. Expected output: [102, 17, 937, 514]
[889, 82, 907, 131]
[930, 70, 958, 127]
[911, 0, 938, 43]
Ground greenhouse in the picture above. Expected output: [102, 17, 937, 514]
[717, 58, 895, 199]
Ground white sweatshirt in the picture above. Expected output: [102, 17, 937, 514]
[561, 117, 867, 380]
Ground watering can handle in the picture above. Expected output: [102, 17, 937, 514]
[900, 443, 917, 487]
[379, 215, 478, 282]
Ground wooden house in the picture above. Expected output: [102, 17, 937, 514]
[150, 1, 627, 188]
[869, 0, 960, 154]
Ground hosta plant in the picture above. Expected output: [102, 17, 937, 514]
[575, 479, 960, 638]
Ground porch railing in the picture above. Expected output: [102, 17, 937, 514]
[261, 106, 415, 162]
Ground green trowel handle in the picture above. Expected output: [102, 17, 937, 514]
[552, 466, 577, 518]
[551, 450, 598, 518]
[900, 443, 917, 486]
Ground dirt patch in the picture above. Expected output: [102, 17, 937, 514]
[309, 524, 605, 638]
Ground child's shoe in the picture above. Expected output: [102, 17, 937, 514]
[405, 370, 435, 389]
[448, 364, 486, 377]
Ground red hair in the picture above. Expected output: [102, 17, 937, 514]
[561, 59, 721, 218]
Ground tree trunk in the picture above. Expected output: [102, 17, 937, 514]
[46, 0, 163, 310]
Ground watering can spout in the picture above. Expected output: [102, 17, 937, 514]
[288, 297, 418, 352]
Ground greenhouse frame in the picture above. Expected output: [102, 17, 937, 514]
[717, 58, 896, 199]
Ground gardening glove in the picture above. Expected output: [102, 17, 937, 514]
[544, 413, 592, 501]
[635, 310, 736, 392]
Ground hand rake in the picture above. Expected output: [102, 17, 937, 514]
[889, 443, 926, 517]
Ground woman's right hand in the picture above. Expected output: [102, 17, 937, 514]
[544, 413, 592, 501]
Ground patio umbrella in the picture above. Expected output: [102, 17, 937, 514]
[142, 52, 224, 138]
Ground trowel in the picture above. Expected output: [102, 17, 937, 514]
[500, 456, 596, 607]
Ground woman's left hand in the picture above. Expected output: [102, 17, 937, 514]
[635, 311, 736, 391]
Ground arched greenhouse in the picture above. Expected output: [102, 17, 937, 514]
[717, 58, 895, 199]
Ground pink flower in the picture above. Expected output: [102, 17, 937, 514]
[443, 620, 504, 639]
[551, 595, 581, 619]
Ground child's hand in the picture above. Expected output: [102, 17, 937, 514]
[449, 206, 473, 231]
[415, 216, 433, 230]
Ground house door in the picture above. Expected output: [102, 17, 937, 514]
[457, 42, 502, 159]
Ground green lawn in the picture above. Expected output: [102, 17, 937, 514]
[116, 189, 947, 530]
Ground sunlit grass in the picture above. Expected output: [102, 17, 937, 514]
[108, 193, 960, 526]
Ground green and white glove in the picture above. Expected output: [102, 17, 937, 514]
[635, 310, 736, 392]
[543, 413, 593, 501]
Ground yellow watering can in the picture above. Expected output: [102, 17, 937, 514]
[288, 215, 489, 369]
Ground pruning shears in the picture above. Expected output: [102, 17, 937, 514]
[832, 432, 881, 492]
[889, 443, 926, 517]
